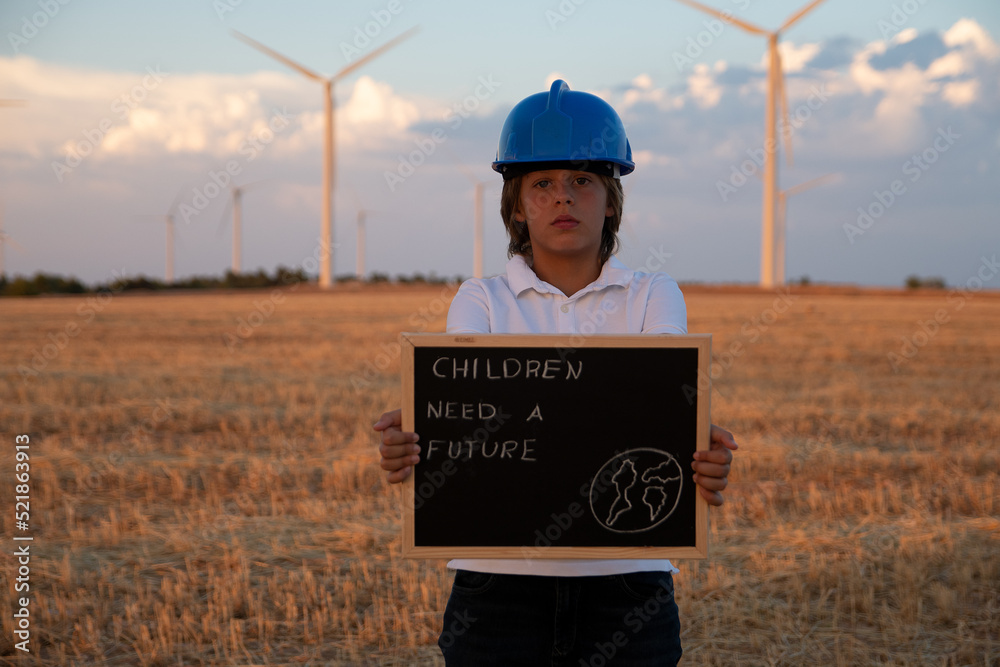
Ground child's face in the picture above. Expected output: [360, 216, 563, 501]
[516, 169, 612, 263]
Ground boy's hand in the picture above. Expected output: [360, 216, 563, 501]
[692, 425, 738, 506]
[374, 408, 421, 484]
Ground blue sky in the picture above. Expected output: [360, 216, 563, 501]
[1, 0, 998, 287]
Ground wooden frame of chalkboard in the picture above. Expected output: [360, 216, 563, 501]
[400, 333, 711, 560]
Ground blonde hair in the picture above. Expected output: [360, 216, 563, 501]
[499, 172, 624, 266]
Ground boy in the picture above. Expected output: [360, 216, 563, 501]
[376, 80, 737, 665]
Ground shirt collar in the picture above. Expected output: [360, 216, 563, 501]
[506, 255, 635, 298]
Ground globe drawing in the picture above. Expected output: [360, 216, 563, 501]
[588, 448, 683, 534]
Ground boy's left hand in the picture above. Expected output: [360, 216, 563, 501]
[692, 425, 738, 506]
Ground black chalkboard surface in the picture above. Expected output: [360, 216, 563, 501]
[400, 333, 711, 559]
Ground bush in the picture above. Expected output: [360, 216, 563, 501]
[905, 275, 946, 290]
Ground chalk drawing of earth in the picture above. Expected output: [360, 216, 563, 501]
[588, 448, 683, 534]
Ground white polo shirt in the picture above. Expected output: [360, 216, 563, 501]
[446, 254, 687, 577]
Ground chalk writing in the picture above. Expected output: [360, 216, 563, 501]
[431, 356, 583, 380]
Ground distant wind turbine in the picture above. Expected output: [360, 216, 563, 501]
[233, 27, 418, 289]
[138, 192, 184, 283]
[674, 0, 828, 288]
[1, 101, 26, 278]
[216, 180, 271, 275]
[445, 148, 490, 279]
[776, 173, 840, 285]
[0, 207, 26, 279]
[345, 186, 379, 281]
[356, 209, 368, 280]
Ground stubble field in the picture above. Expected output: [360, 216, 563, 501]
[0, 284, 997, 666]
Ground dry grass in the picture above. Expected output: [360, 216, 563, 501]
[0, 284, 997, 666]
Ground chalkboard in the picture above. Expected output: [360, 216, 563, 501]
[400, 333, 711, 560]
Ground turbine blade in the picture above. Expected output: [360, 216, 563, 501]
[775, 44, 794, 167]
[0, 233, 26, 254]
[238, 177, 274, 192]
[216, 196, 233, 239]
[783, 172, 840, 197]
[334, 26, 419, 80]
[620, 176, 639, 241]
[673, 0, 769, 36]
[441, 143, 481, 186]
[168, 187, 187, 217]
[779, 0, 828, 33]
[232, 30, 326, 82]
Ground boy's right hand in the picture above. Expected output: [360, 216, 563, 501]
[374, 408, 421, 484]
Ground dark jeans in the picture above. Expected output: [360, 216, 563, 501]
[439, 570, 682, 666]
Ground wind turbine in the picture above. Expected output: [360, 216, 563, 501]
[233, 27, 418, 290]
[775, 173, 839, 284]
[217, 180, 271, 275]
[344, 185, 380, 281]
[356, 208, 368, 280]
[674, 0, 828, 288]
[444, 147, 490, 279]
[0, 206, 26, 279]
[1, 100, 27, 278]
[138, 192, 183, 284]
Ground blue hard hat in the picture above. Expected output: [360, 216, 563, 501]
[492, 79, 634, 179]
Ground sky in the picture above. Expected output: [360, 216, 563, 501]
[1, 0, 998, 288]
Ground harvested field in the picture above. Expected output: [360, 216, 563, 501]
[1, 284, 997, 665]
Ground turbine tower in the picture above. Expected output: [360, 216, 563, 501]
[139, 192, 183, 283]
[356, 209, 367, 280]
[1, 100, 27, 278]
[0, 206, 26, 279]
[233, 27, 418, 290]
[446, 150, 490, 279]
[674, 0, 828, 287]
[473, 182, 485, 279]
[776, 173, 839, 284]
[217, 180, 271, 275]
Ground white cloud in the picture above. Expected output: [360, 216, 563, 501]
[0, 56, 428, 164]
[944, 18, 1000, 59]
[632, 73, 653, 90]
[687, 64, 723, 109]
[769, 41, 822, 73]
[620, 74, 682, 111]
[891, 28, 919, 46]
[632, 149, 674, 168]
[942, 79, 979, 107]
[926, 51, 968, 79]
